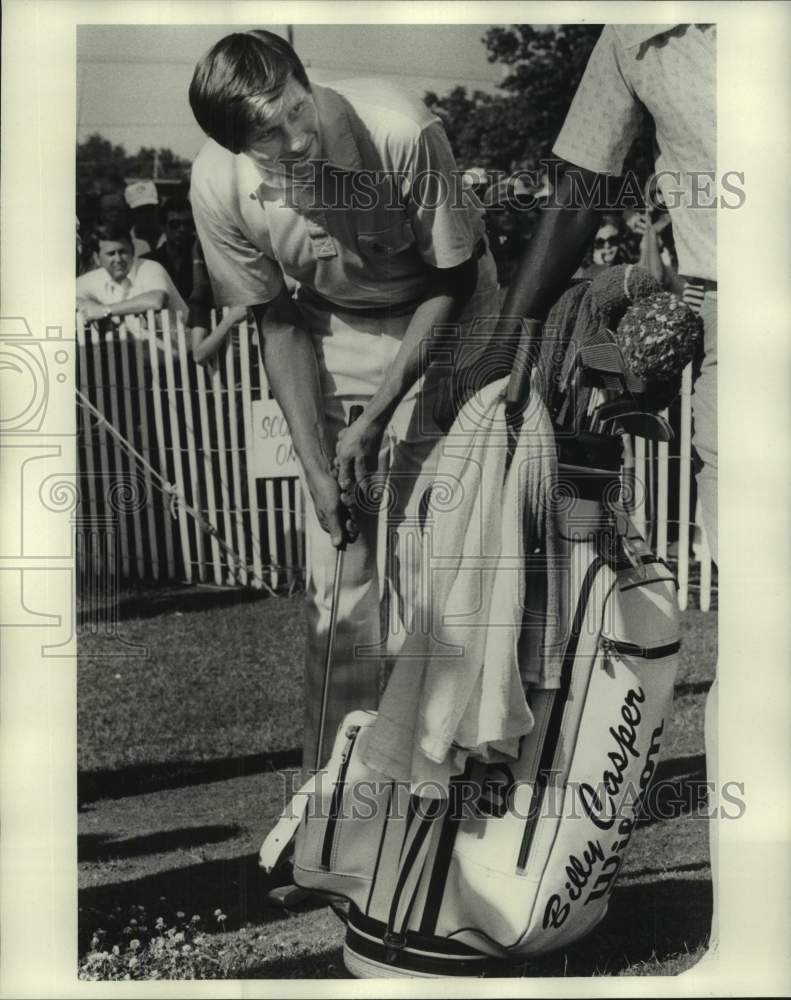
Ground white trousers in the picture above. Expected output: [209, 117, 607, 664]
[297, 260, 500, 770]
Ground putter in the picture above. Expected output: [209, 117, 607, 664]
[267, 404, 364, 913]
[315, 403, 364, 773]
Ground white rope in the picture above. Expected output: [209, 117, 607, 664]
[76, 389, 288, 597]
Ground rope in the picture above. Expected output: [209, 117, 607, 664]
[76, 389, 299, 597]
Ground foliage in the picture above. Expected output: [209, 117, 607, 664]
[77, 133, 191, 194]
[79, 903, 231, 980]
[425, 24, 654, 184]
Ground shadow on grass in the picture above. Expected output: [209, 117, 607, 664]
[79, 852, 322, 951]
[79, 749, 302, 806]
[638, 753, 709, 828]
[78, 584, 273, 629]
[80, 848, 711, 978]
[501, 876, 712, 978]
[239, 945, 349, 979]
[673, 681, 713, 698]
[79, 825, 243, 862]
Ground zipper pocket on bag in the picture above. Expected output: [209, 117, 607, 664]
[320, 724, 361, 871]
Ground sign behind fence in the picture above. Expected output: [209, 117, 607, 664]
[250, 398, 299, 478]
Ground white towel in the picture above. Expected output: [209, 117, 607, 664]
[362, 375, 559, 792]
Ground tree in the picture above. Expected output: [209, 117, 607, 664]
[76, 133, 191, 195]
[425, 25, 653, 183]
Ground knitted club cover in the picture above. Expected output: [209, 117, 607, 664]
[614, 291, 703, 381]
[589, 264, 661, 326]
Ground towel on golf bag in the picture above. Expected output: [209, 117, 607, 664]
[361, 375, 561, 790]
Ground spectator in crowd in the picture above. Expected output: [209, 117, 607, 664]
[142, 196, 196, 301]
[76, 222, 188, 338]
[572, 212, 629, 279]
[98, 187, 150, 257]
[125, 180, 164, 253]
[622, 208, 647, 262]
[188, 29, 500, 772]
[590, 213, 627, 267]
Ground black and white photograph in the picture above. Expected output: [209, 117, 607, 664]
[1, 2, 789, 995]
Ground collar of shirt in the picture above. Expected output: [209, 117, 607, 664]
[614, 23, 715, 49]
[102, 257, 139, 299]
[248, 82, 362, 200]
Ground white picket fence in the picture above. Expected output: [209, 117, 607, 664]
[75, 310, 714, 611]
[76, 310, 306, 594]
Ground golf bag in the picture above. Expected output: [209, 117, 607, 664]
[260, 438, 680, 977]
[259, 308, 683, 977]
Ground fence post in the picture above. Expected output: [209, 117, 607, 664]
[161, 312, 194, 583]
[115, 324, 146, 579]
[677, 364, 693, 611]
[194, 354, 223, 585]
[127, 323, 162, 580]
[294, 477, 306, 585]
[224, 320, 248, 585]
[633, 434, 647, 540]
[76, 319, 98, 575]
[656, 410, 670, 560]
[103, 328, 131, 579]
[89, 323, 115, 583]
[238, 318, 266, 589]
[255, 337, 282, 591]
[146, 311, 176, 579]
[210, 317, 235, 584]
[176, 316, 207, 582]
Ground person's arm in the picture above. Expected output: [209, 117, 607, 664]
[252, 289, 356, 549]
[187, 237, 215, 355]
[501, 166, 601, 320]
[77, 290, 166, 324]
[334, 254, 477, 490]
[192, 305, 248, 365]
[336, 115, 487, 488]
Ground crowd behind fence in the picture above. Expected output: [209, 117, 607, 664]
[76, 310, 714, 612]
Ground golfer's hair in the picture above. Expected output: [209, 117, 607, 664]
[189, 29, 310, 153]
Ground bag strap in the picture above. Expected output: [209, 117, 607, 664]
[385, 798, 443, 950]
[258, 772, 317, 873]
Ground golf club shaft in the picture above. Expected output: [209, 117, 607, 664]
[315, 403, 364, 773]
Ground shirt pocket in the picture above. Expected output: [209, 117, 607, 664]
[357, 219, 416, 262]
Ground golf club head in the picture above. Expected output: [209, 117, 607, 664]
[605, 411, 674, 442]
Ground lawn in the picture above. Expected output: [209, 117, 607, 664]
[78, 583, 717, 980]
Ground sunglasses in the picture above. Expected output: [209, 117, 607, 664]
[594, 237, 619, 248]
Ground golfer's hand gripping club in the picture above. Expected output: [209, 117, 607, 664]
[334, 404, 364, 550]
[315, 404, 363, 772]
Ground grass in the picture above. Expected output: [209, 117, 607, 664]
[79, 586, 717, 980]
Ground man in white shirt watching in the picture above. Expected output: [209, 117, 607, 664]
[76, 222, 188, 338]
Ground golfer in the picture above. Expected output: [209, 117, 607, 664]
[188, 30, 499, 769]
